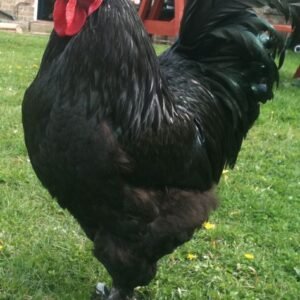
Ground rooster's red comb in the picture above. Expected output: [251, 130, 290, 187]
[54, 0, 103, 37]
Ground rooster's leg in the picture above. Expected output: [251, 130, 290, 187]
[93, 230, 157, 300]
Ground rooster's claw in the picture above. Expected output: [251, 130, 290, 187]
[91, 282, 110, 300]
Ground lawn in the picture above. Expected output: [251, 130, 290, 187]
[0, 31, 299, 299]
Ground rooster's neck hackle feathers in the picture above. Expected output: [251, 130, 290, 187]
[43, 0, 175, 138]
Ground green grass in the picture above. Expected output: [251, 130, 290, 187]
[0, 31, 299, 299]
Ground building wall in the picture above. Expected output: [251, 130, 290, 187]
[0, 0, 35, 22]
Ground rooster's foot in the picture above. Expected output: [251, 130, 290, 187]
[92, 283, 135, 300]
[91, 282, 110, 300]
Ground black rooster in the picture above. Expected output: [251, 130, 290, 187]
[22, 0, 294, 299]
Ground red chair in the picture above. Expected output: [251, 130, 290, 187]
[138, 0, 185, 36]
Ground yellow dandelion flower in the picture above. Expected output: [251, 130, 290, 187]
[203, 222, 216, 230]
[187, 253, 198, 260]
[0, 245, 3, 252]
[244, 253, 254, 260]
